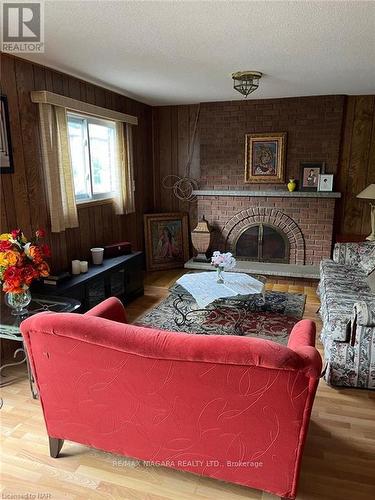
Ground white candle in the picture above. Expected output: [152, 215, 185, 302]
[80, 261, 88, 273]
[72, 260, 81, 275]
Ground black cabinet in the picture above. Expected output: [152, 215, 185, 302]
[33, 252, 144, 312]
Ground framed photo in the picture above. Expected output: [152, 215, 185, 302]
[318, 174, 334, 192]
[144, 212, 189, 271]
[299, 162, 325, 191]
[245, 132, 287, 184]
[0, 95, 14, 174]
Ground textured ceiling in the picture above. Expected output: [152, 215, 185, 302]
[18, 0, 375, 105]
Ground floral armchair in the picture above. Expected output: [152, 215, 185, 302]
[318, 242, 375, 388]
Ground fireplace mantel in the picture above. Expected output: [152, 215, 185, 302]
[193, 190, 341, 198]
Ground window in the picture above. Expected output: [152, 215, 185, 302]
[67, 112, 117, 202]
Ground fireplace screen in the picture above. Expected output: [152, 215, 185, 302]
[235, 223, 289, 263]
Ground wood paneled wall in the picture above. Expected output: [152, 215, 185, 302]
[0, 54, 153, 273]
[336, 95, 375, 236]
[153, 96, 375, 238]
[1, 52, 373, 269]
[152, 105, 199, 226]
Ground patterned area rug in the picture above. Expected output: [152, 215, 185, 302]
[137, 291, 306, 345]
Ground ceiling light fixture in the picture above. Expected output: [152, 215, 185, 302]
[232, 71, 262, 97]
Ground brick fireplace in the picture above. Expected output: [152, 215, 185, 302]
[195, 191, 340, 266]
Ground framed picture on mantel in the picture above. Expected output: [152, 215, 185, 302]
[299, 162, 325, 191]
[245, 132, 287, 184]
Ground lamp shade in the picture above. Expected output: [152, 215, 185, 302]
[357, 184, 375, 200]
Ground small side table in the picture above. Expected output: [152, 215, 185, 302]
[0, 294, 81, 398]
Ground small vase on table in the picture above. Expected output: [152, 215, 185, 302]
[216, 265, 225, 284]
[1, 227, 51, 316]
[211, 251, 236, 284]
[4, 288, 32, 316]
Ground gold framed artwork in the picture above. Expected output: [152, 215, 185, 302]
[144, 212, 189, 271]
[245, 132, 287, 184]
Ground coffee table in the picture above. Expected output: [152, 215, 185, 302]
[0, 294, 81, 398]
[169, 272, 267, 335]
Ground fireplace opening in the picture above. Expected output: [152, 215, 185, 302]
[234, 223, 290, 263]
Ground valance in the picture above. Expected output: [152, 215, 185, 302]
[31, 90, 138, 125]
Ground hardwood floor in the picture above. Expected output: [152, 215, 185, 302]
[1, 271, 374, 500]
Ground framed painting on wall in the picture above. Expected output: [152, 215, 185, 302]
[245, 132, 287, 184]
[0, 95, 14, 174]
[144, 212, 190, 271]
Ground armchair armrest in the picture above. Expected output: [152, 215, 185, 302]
[84, 297, 127, 324]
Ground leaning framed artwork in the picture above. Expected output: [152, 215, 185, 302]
[245, 132, 287, 184]
[0, 95, 14, 174]
[299, 162, 325, 191]
[144, 212, 190, 271]
[318, 173, 334, 192]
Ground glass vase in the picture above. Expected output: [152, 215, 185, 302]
[216, 265, 225, 284]
[4, 288, 32, 316]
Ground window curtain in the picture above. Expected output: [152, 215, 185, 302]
[114, 122, 135, 215]
[38, 103, 78, 232]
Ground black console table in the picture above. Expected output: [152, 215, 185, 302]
[33, 252, 144, 312]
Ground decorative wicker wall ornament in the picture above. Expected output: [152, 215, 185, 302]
[162, 104, 200, 203]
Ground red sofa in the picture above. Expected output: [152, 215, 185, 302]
[21, 297, 321, 499]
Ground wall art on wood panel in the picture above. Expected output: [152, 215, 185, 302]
[0, 95, 14, 173]
[144, 212, 189, 271]
[245, 132, 286, 184]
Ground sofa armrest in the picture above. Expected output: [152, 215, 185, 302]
[333, 242, 375, 275]
[349, 300, 375, 347]
[84, 297, 127, 324]
[333, 242, 361, 264]
[352, 300, 375, 328]
[287, 320, 322, 378]
[288, 319, 316, 349]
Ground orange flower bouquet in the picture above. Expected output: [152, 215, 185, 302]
[0, 228, 51, 315]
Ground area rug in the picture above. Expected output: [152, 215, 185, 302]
[136, 291, 306, 345]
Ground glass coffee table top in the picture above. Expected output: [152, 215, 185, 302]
[0, 294, 81, 398]
[0, 294, 81, 338]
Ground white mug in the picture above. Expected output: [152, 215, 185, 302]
[91, 247, 104, 265]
